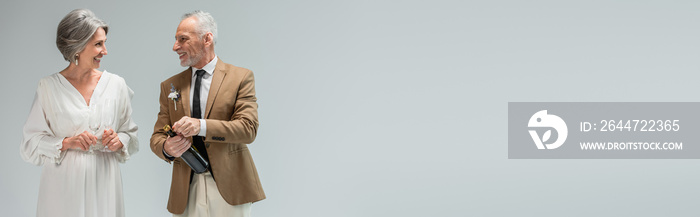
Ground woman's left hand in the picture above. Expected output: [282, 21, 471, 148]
[102, 129, 124, 152]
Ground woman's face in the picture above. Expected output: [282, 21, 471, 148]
[77, 27, 107, 69]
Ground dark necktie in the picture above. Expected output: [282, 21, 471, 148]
[192, 69, 209, 166]
[192, 70, 205, 119]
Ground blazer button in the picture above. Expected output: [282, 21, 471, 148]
[206, 143, 210, 148]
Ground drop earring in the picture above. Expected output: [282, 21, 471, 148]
[74, 54, 79, 66]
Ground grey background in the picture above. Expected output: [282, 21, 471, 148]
[509, 102, 700, 158]
[2, 0, 700, 216]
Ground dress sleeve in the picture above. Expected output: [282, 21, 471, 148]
[20, 91, 66, 166]
[115, 80, 139, 163]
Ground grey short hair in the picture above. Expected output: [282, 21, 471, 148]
[182, 10, 218, 45]
[56, 9, 109, 62]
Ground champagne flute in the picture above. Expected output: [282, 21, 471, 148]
[101, 99, 115, 152]
[88, 104, 101, 153]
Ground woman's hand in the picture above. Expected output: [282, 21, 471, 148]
[102, 129, 124, 152]
[61, 131, 97, 151]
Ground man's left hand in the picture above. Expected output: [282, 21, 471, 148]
[173, 116, 201, 137]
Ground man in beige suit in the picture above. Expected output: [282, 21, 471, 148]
[150, 10, 265, 217]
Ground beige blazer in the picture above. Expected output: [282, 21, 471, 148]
[150, 59, 265, 214]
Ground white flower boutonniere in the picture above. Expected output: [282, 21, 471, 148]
[168, 83, 181, 110]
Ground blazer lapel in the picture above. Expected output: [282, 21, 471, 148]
[205, 60, 227, 118]
[179, 68, 192, 117]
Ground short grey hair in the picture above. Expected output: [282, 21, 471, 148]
[56, 9, 109, 62]
[182, 10, 218, 45]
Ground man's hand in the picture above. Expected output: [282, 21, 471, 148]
[172, 116, 201, 137]
[164, 134, 191, 158]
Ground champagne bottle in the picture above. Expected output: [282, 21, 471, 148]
[164, 125, 209, 174]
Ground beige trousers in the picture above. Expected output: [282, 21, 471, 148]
[174, 172, 252, 217]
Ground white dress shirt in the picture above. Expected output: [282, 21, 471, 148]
[190, 55, 218, 137]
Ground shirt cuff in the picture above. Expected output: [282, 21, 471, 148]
[116, 133, 133, 163]
[198, 119, 206, 137]
[40, 136, 67, 165]
[163, 149, 175, 160]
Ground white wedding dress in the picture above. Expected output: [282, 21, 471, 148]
[20, 71, 138, 217]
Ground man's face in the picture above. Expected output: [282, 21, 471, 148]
[173, 17, 205, 67]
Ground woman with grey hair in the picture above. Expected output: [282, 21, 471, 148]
[20, 9, 138, 217]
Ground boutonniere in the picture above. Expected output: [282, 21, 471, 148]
[168, 83, 181, 110]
